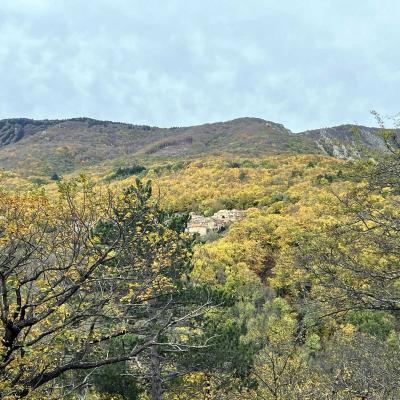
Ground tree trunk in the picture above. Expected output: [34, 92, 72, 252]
[204, 372, 212, 400]
[150, 345, 163, 400]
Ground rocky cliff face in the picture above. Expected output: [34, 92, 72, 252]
[298, 125, 395, 159]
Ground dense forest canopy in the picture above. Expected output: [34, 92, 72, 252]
[0, 120, 399, 400]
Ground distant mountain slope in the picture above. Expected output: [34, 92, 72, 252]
[0, 117, 394, 176]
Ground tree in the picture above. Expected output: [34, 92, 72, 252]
[50, 173, 61, 181]
[315, 329, 400, 399]
[0, 177, 209, 399]
[110, 181, 222, 400]
[293, 154, 400, 316]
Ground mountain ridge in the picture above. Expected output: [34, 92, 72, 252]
[0, 116, 395, 176]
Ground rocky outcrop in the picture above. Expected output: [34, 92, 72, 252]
[298, 125, 398, 159]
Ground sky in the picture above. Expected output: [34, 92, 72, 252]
[0, 0, 399, 131]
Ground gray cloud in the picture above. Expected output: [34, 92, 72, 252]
[0, 0, 399, 131]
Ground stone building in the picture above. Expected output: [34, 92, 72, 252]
[213, 209, 245, 222]
[186, 209, 245, 236]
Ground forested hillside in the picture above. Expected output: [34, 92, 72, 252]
[0, 117, 396, 176]
[0, 117, 399, 399]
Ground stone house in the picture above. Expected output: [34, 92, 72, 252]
[213, 209, 245, 222]
[186, 209, 245, 236]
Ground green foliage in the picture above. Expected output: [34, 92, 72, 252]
[104, 164, 146, 181]
[92, 338, 142, 400]
[50, 172, 61, 181]
[345, 311, 396, 340]
[239, 170, 248, 182]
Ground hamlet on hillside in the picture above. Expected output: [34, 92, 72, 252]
[186, 209, 245, 236]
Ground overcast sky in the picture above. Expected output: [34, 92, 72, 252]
[0, 1, 399, 131]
